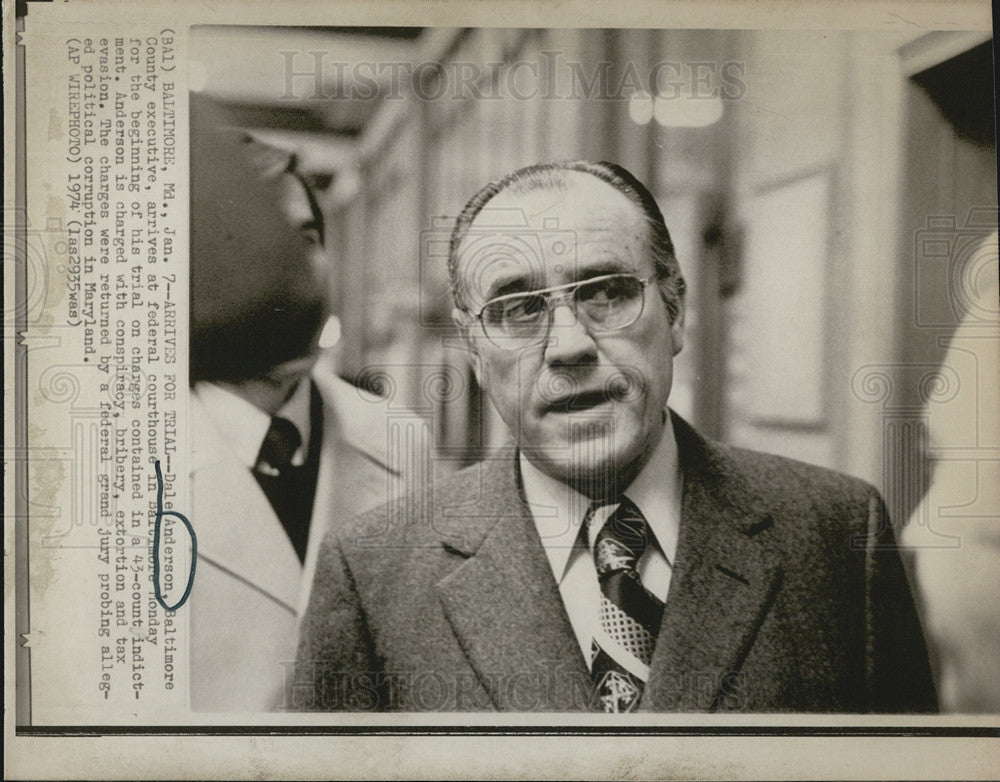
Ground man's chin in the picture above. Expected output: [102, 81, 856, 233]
[530, 442, 642, 500]
[562, 457, 635, 500]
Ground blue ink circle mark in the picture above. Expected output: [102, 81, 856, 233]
[152, 460, 197, 610]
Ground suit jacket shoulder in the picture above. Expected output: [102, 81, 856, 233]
[674, 413, 876, 516]
[665, 413, 935, 713]
[669, 413, 886, 573]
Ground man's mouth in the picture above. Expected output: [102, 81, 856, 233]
[543, 389, 620, 413]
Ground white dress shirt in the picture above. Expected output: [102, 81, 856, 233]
[520, 412, 683, 667]
[193, 377, 313, 468]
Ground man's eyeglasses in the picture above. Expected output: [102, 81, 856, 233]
[471, 273, 655, 350]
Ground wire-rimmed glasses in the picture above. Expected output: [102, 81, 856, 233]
[471, 273, 655, 350]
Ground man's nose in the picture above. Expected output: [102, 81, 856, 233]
[544, 300, 597, 365]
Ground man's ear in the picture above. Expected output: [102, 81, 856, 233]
[669, 295, 685, 356]
[452, 307, 484, 385]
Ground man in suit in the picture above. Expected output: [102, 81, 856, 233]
[295, 161, 936, 712]
[188, 94, 425, 711]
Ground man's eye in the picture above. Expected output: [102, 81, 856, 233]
[506, 295, 546, 321]
[580, 277, 630, 303]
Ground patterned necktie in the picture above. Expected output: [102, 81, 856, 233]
[253, 413, 315, 563]
[589, 496, 665, 713]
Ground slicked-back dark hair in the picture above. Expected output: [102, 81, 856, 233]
[448, 160, 686, 323]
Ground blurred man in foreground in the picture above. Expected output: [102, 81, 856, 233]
[296, 160, 936, 712]
[904, 231, 1000, 713]
[189, 94, 423, 711]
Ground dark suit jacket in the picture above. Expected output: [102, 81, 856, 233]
[294, 414, 937, 712]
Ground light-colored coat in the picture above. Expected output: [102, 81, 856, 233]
[188, 367, 429, 711]
[296, 413, 937, 712]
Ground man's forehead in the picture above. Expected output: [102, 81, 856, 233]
[471, 172, 640, 227]
[456, 175, 645, 274]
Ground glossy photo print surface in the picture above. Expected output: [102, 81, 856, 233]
[5, 1, 998, 779]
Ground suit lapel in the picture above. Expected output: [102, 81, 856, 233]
[434, 457, 592, 711]
[189, 393, 302, 614]
[642, 414, 783, 711]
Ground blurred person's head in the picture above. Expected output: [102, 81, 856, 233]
[190, 93, 330, 402]
[449, 161, 686, 498]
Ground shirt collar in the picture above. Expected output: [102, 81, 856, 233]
[623, 412, 682, 566]
[194, 376, 313, 468]
[520, 411, 683, 586]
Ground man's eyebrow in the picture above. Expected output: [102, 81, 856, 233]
[483, 262, 639, 299]
[572, 261, 639, 280]
[484, 274, 536, 300]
